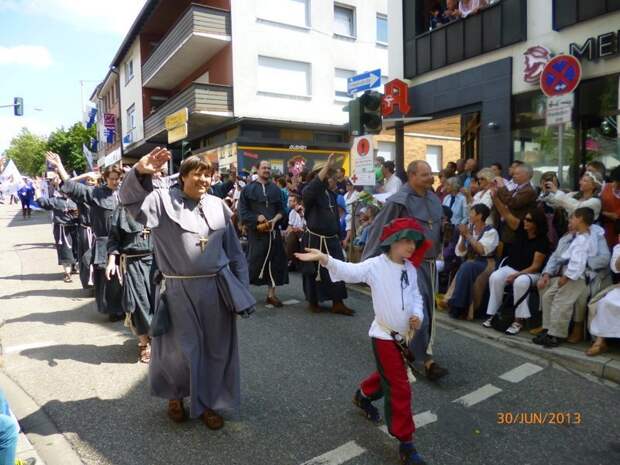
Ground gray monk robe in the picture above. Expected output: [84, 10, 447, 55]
[36, 196, 79, 266]
[61, 180, 122, 315]
[107, 205, 156, 337]
[119, 168, 255, 418]
[238, 181, 289, 287]
[76, 201, 93, 289]
[362, 184, 443, 366]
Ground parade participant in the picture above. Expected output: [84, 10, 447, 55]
[45, 152, 124, 321]
[17, 178, 34, 219]
[119, 148, 254, 429]
[36, 192, 79, 283]
[300, 154, 353, 315]
[238, 160, 288, 307]
[72, 173, 98, 289]
[106, 205, 156, 363]
[295, 217, 429, 465]
[363, 160, 448, 381]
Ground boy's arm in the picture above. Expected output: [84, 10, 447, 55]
[323, 255, 373, 285]
[409, 268, 425, 322]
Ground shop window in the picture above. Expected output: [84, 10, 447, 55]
[315, 132, 343, 143]
[426, 145, 443, 173]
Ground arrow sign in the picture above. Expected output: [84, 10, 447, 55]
[348, 69, 381, 95]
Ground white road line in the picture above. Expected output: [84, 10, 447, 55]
[499, 362, 544, 383]
[379, 410, 438, 435]
[301, 441, 366, 465]
[452, 384, 503, 407]
[283, 299, 301, 305]
[265, 304, 274, 309]
[3, 341, 57, 354]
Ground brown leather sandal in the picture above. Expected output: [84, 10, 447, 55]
[586, 341, 608, 357]
[167, 399, 186, 423]
[202, 408, 224, 430]
[138, 343, 151, 364]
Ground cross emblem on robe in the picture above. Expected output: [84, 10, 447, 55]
[141, 228, 151, 240]
[196, 236, 209, 253]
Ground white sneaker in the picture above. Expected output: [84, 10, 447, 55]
[482, 316, 494, 328]
[505, 322, 522, 335]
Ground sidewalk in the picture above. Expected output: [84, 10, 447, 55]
[348, 284, 620, 384]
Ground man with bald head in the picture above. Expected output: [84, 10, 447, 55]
[362, 160, 448, 381]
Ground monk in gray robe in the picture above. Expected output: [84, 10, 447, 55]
[46, 152, 124, 321]
[363, 160, 449, 381]
[106, 205, 156, 363]
[119, 148, 254, 430]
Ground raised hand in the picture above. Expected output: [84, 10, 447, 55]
[45, 151, 62, 168]
[135, 147, 172, 175]
[294, 248, 328, 266]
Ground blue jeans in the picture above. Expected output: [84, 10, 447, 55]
[0, 389, 18, 465]
[448, 259, 489, 317]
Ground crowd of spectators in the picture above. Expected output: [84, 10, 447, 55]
[429, 0, 501, 30]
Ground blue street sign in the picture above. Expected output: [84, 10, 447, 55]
[347, 69, 381, 95]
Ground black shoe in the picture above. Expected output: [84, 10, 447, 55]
[532, 330, 549, 345]
[542, 335, 562, 348]
[353, 389, 381, 424]
[108, 313, 124, 322]
[425, 362, 448, 382]
[399, 442, 426, 465]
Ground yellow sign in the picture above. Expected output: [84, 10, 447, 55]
[165, 107, 188, 131]
[167, 123, 188, 144]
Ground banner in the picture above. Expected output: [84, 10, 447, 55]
[83, 144, 94, 170]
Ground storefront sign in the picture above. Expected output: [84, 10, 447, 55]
[546, 93, 574, 126]
[570, 31, 620, 62]
[167, 123, 188, 144]
[103, 113, 116, 129]
[350, 136, 375, 186]
[540, 55, 582, 97]
[216, 143, 237, 173]
[523, 45, 551, 84]
[288, 145, 308, 150]
[382, 79, 411, 117]
[164, 108, 188, 131]
[236, 147, 349, 176]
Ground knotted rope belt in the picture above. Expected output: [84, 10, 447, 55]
[118, 252, 153, 285]
[307, 228, 340, 282]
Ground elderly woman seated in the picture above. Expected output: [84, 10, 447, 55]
[446, 204, 499, 319]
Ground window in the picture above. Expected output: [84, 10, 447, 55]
[257, 56, 311, 98]
[125, 59, 134, 85]
[258, 0, 310, 28]
[334, 4, 355, 38]
[334, 68, 355, 100]
[127, 104, 136, 130]
[377, 141, 395, 161]
[426, 145, 443, 173]
[376, 14, 388, 44]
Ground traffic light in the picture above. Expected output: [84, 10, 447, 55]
[181, 140, 192, 159]
[14, 97, 23, 116]
[347, 98, 362, 137]
[360, 91, 382, 134]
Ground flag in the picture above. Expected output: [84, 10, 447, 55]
[105, 127, 115, 144]
[90, 138, 98, 152]
[86, 107, 97, 129]
[83, 144, 94, 170]
[123, 132, 133, 146]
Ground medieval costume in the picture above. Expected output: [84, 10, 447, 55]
[362, 184, 447, 380]
[238, 180, 289, 289]
[107, 205, 156, 338]
[300, 176, 349, 311]
[119, 168, 254, 421]
[61, 180, 123, 317]
[76, 200, 94, 289]
[36, 195, 79, 280]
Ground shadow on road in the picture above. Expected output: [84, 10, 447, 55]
[20, 339, 138, 366]
[0, 273, 62, 282]
[6, 211, 51, 228]
[13, 242, 56, 251]
[4, 304, 109, 327]
[2, 287, 91, 300]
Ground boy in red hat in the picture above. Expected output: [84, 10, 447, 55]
[296, 217, 430, 465]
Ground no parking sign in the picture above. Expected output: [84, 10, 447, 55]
[540, 54, 582, 97]
[350, 136, 375, 186]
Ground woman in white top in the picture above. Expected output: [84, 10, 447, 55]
[586, 241, 620, 356]
[459, 0, 488, 18]
[544, 170, 603, 220]
[464, 168, 494, 225]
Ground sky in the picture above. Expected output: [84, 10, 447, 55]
[0, 0, 147, 152]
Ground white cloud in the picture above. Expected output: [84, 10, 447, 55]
[0, 45, 53, 68]
[0, 115, 56, 153]
[0, 0, 147, 36]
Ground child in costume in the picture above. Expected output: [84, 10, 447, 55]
[296, 217, 430, 465]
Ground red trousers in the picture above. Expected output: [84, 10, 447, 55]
[360, 338, 415, 442]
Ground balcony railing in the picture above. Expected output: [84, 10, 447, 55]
[404, 0, 527, 79]
[144, 83, 233, 140]
[142, 4, 231, 90]
[553, 0, 620, 31]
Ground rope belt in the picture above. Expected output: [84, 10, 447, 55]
[119, 252, 152, 279]
[307, 228, 339, 282]
[258, 229, 275, 286]
[57, 224, 74, 249]
[161, 271, 219, 293]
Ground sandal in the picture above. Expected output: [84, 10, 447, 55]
[63, 273, 72, 283]
[138, 343, 151, 364]
[586, 341, 608, 357]
[202, 408, 224, 430]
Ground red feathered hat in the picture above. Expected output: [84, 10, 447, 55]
[379, 217, 432, 267]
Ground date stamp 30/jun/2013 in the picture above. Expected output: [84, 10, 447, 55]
[497, 412, 582, 425]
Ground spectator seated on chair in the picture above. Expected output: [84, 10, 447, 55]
[586, 239, 620, 356]
[534, 208, 597, 348]
[446, 204, 499, 319]
[482, 205, 549, 335]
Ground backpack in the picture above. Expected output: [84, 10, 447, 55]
[490, 275, 533, 332]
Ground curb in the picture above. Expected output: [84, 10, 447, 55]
[0, 371, 85, 465]
[346, 284, 620, 384]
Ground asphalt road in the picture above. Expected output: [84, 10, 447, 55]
[1, 205, 619, 465]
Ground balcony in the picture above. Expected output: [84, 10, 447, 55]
[553, 0, 620, 31]
[142, 5, 231, 90]
[404, 0, 526, 79]
[144, 83, 233, 142]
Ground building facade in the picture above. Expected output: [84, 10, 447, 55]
[90, 69, 122, 166]
[388, 0, 620, 186]
[97, 0, 389, 174]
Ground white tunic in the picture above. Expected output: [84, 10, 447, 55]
[324, 254, 424, 340]
[590, 244, 620, 338]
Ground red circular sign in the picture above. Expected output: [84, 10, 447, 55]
[356, 138, 370, 156]
[540, 54, 582, 97]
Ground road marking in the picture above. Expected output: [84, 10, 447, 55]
[283, 299, 301, 305]
[301, 441, 366, 465]
[265, 304, 274, 309]
[452, 384, 502, 407]
[499, 363, 543, 383]
[3, 341, 57, 354]
[379, 410, 438, 435]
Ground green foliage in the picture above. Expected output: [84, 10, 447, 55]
[4, 128, 48, 176]
[46, 122, 97, 174]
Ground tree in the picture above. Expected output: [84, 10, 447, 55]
[4, 128, 48, 176]
[46, 122, 97, 174]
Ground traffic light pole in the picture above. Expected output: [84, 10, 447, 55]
[395, 122, 405, 182]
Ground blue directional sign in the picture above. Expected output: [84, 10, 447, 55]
[347, 69, 381, 95]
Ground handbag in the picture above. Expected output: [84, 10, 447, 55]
[491, 275, 533, 332]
